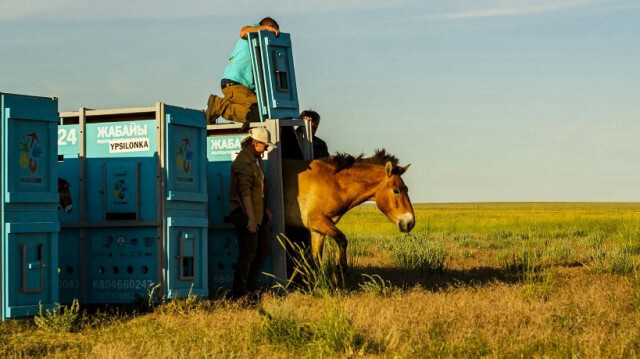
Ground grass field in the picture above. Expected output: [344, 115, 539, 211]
[3, 202, 640, 358]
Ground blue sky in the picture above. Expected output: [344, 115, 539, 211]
[1, 0, 639, 202]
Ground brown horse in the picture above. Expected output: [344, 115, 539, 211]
[282, 149, 415, 272]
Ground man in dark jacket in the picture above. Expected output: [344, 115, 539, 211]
[295, 110, 329, 159]
[229, 127, 276, 298]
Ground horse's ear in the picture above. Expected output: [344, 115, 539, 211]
[385, 161, 393, 177]
[398, 164, 411, 175]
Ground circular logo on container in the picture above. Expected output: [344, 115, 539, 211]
[116, 236, 126, 247]
[176, 138, 194, 173]
[113, 180, 127, 199]
[19, 132, 44, 173]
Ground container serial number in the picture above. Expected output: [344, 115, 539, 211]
[92, 279, 154, 290]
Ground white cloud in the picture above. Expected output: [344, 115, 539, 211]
[0, 0, 408, 22]
[2, 0, 637, 22]
[427, 0, 632, 20]
[0, 0, 80, 21]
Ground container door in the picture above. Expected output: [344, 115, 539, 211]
[248, 32, 300, 121]
[3, 223, 59, 318]
[2, 94, 59, 206]
[164, 106, 208, 205]
[165, 218, 208, 298]
[105, 162, 139, 220]
[163, 105, 208, 298]
[85, 120, 157, 223]
[1, 93, 59, 319]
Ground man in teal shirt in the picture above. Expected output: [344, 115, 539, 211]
[206, 17, 280, 124]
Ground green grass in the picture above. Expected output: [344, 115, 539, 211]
[390, 233, 448, 274]
[255, 298, 374, 356]
[34, 299, 83, 333]
[3, 202, 640, 358]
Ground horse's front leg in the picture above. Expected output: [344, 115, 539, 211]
[309, 217, 348, 273]
[310, 230, 325, 264]
[331, 230, 348, 286]
[334, 231, 348, 273]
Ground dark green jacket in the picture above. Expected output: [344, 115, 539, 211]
[229, 147, 266, 222]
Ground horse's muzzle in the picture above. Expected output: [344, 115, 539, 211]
[397, 213, 415, 233]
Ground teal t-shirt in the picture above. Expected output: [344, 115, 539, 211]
[221, 26, 257, 90]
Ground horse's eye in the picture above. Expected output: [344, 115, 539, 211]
[393, 188, 400, 195]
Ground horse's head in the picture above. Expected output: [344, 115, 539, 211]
[58, 178, 73, 213]
[374, 162, 415, 233]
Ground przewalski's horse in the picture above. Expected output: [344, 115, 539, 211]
[58, 178, 73, 213]
[283, 149, 415, 272]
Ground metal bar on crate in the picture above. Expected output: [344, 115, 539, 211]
[157, 102, 167, 299]
[61, 221, 162, 229]
[136, 161, 142, 220]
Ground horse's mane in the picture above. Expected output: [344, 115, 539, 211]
[318, 148, 399, 173]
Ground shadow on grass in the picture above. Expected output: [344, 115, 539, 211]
[345, 265, 521, 291]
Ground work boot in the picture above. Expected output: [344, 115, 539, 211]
[205, 94, 221, 124]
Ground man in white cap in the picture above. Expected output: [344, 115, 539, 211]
[228, 127, 277, 299]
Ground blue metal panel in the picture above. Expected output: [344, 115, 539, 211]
[57, 124, 80, 156]
[165, 217, 208, 298]
[3, 108, 58, 205]
[58, 104, 209, 304]
[105, 162, 138, 215]
[58, 229, 80, 304]
[84, 158, 157, 223]
[84, 121, 158, 223]
[3, 226, 58, 318]
[206, 228, 273, 290]
[207, 229, 237, 289]
[2, 93, 59, 319]
[57, 125, 81, 223]
[248, 32, 300, 121]
[206, 134, 245, 225]
[57, 123, 83, 304]
[80, 118, 161, 302]
[84, 227, 158, 303]
[165, 106, 208, 204]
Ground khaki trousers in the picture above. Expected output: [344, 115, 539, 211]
[214, 84, 260, 123]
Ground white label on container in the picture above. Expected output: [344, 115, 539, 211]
[108, 138, 150, 153]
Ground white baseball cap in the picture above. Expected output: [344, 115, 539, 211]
[249, 127, 277, 148]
